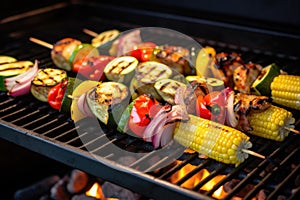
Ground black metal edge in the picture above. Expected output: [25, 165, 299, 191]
[0, 120, 214, 200]
[1, 2, 299, 58]
[71, 1, 300, 58]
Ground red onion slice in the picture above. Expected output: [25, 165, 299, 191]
[160, 123, 176, 147]
[5, 60, 39, 91]
[77, 93, 94, 117]
[7, 80, 32, 97]
[226, 91, 238, 127]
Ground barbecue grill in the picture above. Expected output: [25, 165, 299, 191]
[1, 0, 300, 199]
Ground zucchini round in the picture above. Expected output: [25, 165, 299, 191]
[30, 68, 67, 102]
[251, 63, 281, 96]
[154, 78, 186, 104]
[104, 56, 138, 83]
[206, 77, 224, 91]
[130, 61, 172, 100]
[86, 81, 129, 126]
[0, 55, 17, 65]
[91, 29, 120, 49]
[0, 60, 34, 91]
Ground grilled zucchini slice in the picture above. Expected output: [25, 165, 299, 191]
[91, 29, 120, 49]
[251, 63, 281, 96]
[0, 60, 34, 91]
[206, 77, 224, 91]
[60, 77, 83, 115]
[0, 55, 17, 65]
[86, 82, 129, 126]
[30, 68, 67, 102]
[154, 78, 186, 104]
[104, 56, 138, 83]
[130, 61, 172, 100]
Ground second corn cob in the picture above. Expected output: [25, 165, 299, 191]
[271, 75, 300, 110]
[173, 114, 252, 166]
[247, 105, 295, 141]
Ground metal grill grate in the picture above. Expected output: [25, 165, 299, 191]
[1, 2, 300, 200]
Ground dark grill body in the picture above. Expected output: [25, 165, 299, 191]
[1, 1, 300, 199]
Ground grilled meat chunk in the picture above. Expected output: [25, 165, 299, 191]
[234, 93, 272, 131]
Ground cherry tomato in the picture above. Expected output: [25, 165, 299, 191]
[48, 79, 68, 110]
[73, 55, 115, 81]
[196, 91, 226, 123]
[128, 94, 161, 137]
[130, 42, 156, 62]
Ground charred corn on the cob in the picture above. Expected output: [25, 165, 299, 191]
[247, 105, 295, 141]
[174, 114, 252, 166]
[271, 75, 300, 110]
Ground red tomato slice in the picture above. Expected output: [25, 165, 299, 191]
[48, 79, 68, 110]
[130, 42, 156, 62]
[196, 91, 226, 123]
[73, 55, 115, 81]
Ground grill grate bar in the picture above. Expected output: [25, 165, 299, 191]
[41, 121, 70, 136]
[244, 146, 300, 200]
[193, 165, 227, 191]
[53, 127, 81, 140]
[21, 113, 51, 128]
[78, 133, 107, 149]
[9, 109, 40, 124]
[90, 137, 119, 154]
[32, 118, 61, 132]
[204, 158, 254, 196]
[175, 161, 211, 186]
[1, 107, 27, 121]
[0, 104, 18, 115]
[266, 150, 300, 200]
[158, 153, 199, 179]
[129, 149, 163, 168]
[144, 147, 192, 172]
[64, 131, 83, 145]
[0, 98, 14, 106]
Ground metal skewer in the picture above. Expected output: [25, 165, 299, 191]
[29, 37, 53, 49]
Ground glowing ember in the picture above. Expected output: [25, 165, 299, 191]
[85, 182, 104, 199]
[170, 161, 227, 199]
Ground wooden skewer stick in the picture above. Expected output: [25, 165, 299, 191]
[83, 28, 98, 37]
[29, 37, 53, 49]
[242, 149, 266, 159]
[284, 127, 300, 135]
[67, 95, 80, 100]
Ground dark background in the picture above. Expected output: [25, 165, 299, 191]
[1, 0, 299, 34]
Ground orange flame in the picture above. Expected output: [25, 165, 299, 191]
[170, 161, 227, 199]
[85, 182, 104, 199]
